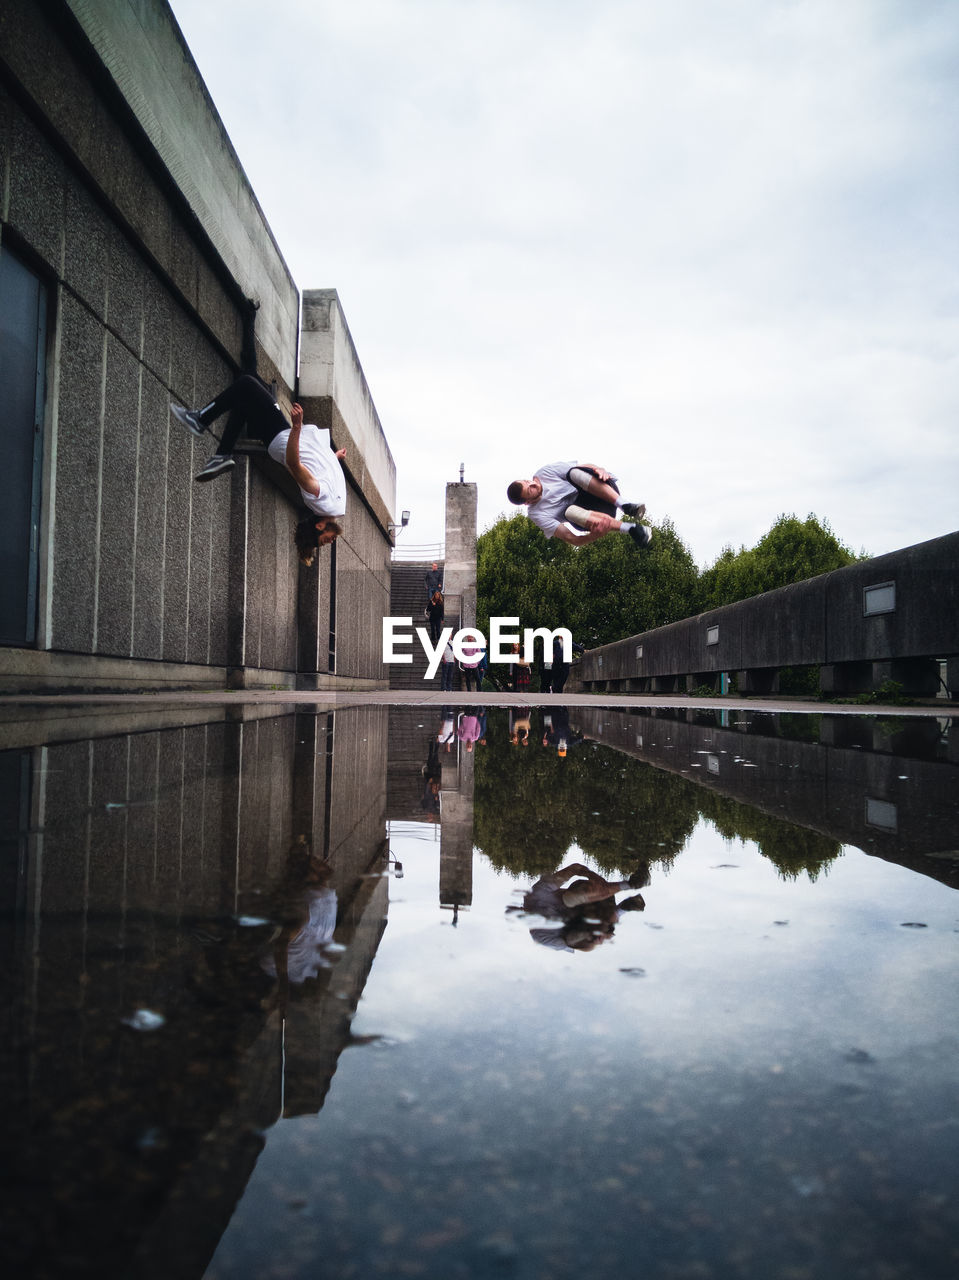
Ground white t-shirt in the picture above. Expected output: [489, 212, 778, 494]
[527, 460, 617, 538]
[268, 425, 347, 518]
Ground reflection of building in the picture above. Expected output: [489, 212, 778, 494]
[577, 707, 959, 888]
[385, 708, 476, 916]
[440, 745, 474, 918]
[0, 704, 390, 1278]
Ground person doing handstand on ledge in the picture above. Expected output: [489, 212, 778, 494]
[172, 374, 347, 565]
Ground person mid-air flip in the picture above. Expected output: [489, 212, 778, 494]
[506, 461, 652, 548]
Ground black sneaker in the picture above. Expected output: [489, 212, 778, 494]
[195, 454, 235, 482]
[628, 523, 652, 549]
[171, 404, 206, 436]
[620, 502, 646, 521]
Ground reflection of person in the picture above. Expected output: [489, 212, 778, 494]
[509, 707, 532, 746]
[457, 708, 485, 752]
[260, 839, 339, 985]
[509, 862, 649, 953]
[437, 708, 456, 751]
[507, 461, 651, 549]
[421, 739, 442, 818]
[424, 562, 443, 600]
[542, 706, 587, 756]
[172, 374, 346, 564]
[426, 590, 445, 645]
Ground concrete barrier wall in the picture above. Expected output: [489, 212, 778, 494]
[576, 530, 959, 698]
[0, 0, 394, 692]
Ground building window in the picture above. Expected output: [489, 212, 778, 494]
[865, 797, 897, 832]
[0, 244, 48, 645]
[863, 582, 895, 617]
[706, 626, 719, 646]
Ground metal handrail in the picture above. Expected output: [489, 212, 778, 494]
[391, 542, 445, 562]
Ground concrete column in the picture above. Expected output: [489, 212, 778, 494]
[444, 481, 477, 630]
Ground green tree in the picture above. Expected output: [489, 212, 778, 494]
[698, 513, 861, 610]
[477, 513, 698, 650]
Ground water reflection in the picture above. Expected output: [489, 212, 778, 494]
[508, 861, 650, 952]
[0, 702, 957, 1278]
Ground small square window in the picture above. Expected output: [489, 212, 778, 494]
[865, 796, 897, 832]
[706, 626, 719, 646]
[863, 582, 895, 616]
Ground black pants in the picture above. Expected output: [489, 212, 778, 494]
[550, 662, 570, 694]
[563, 466, 620, 526]
[199, 375, 287, 455]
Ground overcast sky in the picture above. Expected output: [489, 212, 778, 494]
[169, 0, 957, 566]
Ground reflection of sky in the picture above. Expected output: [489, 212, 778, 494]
[364, 818, 959, 1068]
[209, 793, 959, 1277]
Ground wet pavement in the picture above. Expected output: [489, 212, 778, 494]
[1, 701, 957, 1279]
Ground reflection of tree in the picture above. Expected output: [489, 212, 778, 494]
[699, 793, 841, 882]
[474, 713, 843, 884]
[474, 714, 697, 878]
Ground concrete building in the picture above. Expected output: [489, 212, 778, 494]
[0, 0, 395, 692]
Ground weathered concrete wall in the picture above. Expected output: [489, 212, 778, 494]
[0, 0, 394, 692]
[575, 530, 959, 698]
[60, 0, 299, 385]
[444, 480, 478, 629]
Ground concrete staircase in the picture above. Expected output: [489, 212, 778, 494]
[388, 560, 451, 691]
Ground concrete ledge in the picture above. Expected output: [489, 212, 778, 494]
[0, 702, 284, 751]
[295, 673, 388, 692]
[0, 647, 232, 693]
[298, 290, 396, 531]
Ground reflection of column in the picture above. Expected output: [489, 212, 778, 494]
[440, 744, 474, 915]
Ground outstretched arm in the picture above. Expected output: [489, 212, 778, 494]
[285, 402, 320, 495]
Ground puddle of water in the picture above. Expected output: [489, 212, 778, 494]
[1, 704, 957, 1279]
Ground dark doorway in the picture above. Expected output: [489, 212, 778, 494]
[0, 245, 48, 645]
